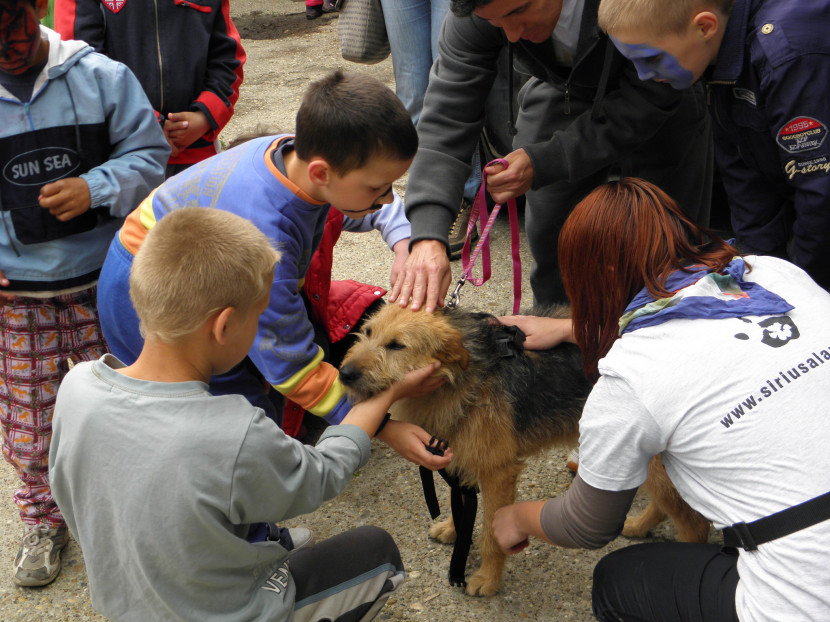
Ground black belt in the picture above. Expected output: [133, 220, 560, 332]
[722, 490, 830, 551]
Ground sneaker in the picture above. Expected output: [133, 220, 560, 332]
[322, 0, 339, 12]
[305, 4, 323, 19]
[449, 199, 478, 260]
[14, 524, 69, 587]
[566, 447, 579, 475]
[267, 524, 315, 552]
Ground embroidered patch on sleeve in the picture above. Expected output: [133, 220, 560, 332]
[785, 156, 830, 180]
[777, 117, 826, 154]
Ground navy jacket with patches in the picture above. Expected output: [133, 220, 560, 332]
[708, 0, 830, 290]
[55, 0, 245, 166]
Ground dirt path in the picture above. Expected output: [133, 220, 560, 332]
[0, 4, 683, 619]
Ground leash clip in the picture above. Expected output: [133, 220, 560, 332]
[446, 274, 467, 309]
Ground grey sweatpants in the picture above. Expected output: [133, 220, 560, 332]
[515, 78, 714, 305]
[290, 525, 404, 622]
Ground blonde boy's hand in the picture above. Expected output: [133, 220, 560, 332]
[389, 239, 451, 313]
[377, 420, 454, 470]
[0, 268, 16, 303]
[389, 238, 410, 289]
[165, 111, 211, 151]
[38, 178, 91, 221]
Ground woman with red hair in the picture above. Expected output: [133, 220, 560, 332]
[495, 178, 830, 621]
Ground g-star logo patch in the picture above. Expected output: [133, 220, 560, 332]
[785, 156, 830, 180]
[776, 116, 827, 154]
[102, 0, 127, 13]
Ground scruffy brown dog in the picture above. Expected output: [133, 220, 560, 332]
[339, 304, 709, 596]
[339, 304, 591, 596]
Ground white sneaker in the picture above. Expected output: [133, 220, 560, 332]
[14, 524, 69, 587]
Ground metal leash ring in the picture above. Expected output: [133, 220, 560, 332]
[446, 274, 467, 309]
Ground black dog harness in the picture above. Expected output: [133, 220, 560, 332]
[419, 437, 478, 587]
[723, 490, 830, 550]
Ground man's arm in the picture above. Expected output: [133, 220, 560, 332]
[522, 54, 693, 189]
[391, 15, 505, 311]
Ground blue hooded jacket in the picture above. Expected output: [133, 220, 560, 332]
[0, 27, 168, 294]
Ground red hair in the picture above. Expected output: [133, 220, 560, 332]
[559, 178, 741, 380]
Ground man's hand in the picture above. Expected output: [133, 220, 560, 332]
[0, 268, 16, 303]
[165, 111, 211, 152]
[377, 420, 454, 470]
[39, 178, 91, 221]
[484, 148, 534, 205]
[389, 239, 451, 312]
[389, 238, 410, 289]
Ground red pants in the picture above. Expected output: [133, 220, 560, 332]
[0, 288, 107, 526]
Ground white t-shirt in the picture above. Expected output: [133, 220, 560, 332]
[578, 256, 830, 622]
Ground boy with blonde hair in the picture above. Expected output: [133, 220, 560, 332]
[598, 0, 830, 293]
[96, 70, 453, 471]
[50, 207, 443, 622]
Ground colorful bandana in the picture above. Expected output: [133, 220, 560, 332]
[619, 257, 793, 335]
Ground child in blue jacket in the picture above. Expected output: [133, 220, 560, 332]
[0, 0, 168, 586]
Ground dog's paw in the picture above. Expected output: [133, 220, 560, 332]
[429, 518, 456, 544]
[621, 516, 653, 539]
[465, 569, 500, 596]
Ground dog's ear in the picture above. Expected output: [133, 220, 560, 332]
[437, 328, 470, 370]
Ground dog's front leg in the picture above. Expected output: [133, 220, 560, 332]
[465, 463, 522, 596]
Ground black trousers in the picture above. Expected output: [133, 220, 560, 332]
[592, 542, 740, 622]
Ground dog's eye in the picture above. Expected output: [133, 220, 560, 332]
[385, 340, 406, 351]
[364, 327, 372, 337]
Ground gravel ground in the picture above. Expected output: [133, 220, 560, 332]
[0, 3, 690, 619]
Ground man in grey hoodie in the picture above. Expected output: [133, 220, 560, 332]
[390, 0, 713, 311]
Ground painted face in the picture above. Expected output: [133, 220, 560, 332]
[0, 1, 43, 75]
[610, 38, 695, 90]
[328, 155, 412, 218]
[474, 0, 563, 44]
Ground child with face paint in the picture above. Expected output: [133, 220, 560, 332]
[598, 0, 830, 294]
[0, 0, 168, 587]
[95, 71, 454, 474]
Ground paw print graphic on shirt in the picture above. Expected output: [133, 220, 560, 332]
[733, 316, 800, 348]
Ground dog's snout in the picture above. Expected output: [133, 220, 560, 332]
[338, 364, 362, 387]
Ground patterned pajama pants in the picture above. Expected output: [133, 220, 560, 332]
[0, 288, 107, 526]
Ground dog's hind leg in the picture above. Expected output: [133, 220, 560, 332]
[465, 463, 522, 597]
[623, 456, 710, 542]
[622, 500, 667, 538]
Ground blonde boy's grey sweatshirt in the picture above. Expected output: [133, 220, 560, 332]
[49, 354, 371, 622]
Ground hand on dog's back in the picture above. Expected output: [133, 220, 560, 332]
[498, 315, 576, 350]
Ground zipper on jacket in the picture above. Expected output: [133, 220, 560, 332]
[153, 0, 164, 112]
[564, 86, 570, 114]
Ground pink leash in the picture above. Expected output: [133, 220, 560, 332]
[446, 158, 522, 314]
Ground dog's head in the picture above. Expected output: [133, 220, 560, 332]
[339, 304, 470, 400]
